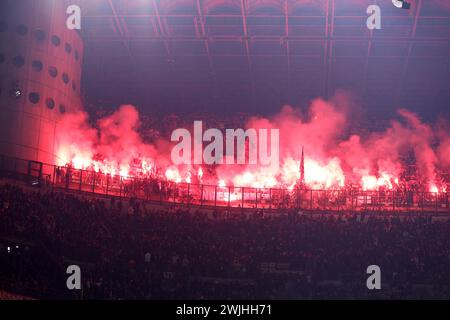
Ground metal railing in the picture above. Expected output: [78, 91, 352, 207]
[0, 154, 448, 213]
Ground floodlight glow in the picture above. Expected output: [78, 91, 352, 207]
[392, 0, 403, 8]
[392, 0, 411, 9]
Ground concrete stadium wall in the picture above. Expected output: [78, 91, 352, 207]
[0, 0, 83, 164]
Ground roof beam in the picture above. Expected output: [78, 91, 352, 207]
[107, 0, 132, 58]
[240, 0, 255, 103]
[195, 0, 218, 96]
[362, 7, 374, 95]
[83, 35, 450, 42]
[84, 14, 450, 20]
[284, 0, 291, 98]
[395, 0, 423, 106]
[323, 0, 335, 99]
[151, 0, 174, 70]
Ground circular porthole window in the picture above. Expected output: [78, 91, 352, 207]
[51, 35, 61, 46]
[48, 66, 58, 78]
[65, 43, 72, 54]
[59, 104, 66, 114]
[62, 73, 69, 84]
[28, 92, 40, 104]
[32, 60, 43, 72]
[46, 97, 55, 110]
[13, 56, 25, 67]
[35, 29, 46, 41]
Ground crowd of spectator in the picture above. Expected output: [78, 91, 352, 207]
[1, 182, 450, 300]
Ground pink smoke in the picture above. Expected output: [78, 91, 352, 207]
[55, 96, 449, 193]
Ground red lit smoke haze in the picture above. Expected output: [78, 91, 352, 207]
[55, 96, 449, 193]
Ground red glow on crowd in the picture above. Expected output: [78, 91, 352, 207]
[55, 97, 449, 195]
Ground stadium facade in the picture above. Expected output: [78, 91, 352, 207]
[0, 0, 83, 164]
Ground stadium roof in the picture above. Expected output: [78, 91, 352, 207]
[78, 0, 450, 118]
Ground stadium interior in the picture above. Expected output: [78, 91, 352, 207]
[0, 0, 449, 300]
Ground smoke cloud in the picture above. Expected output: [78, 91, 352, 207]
[55, 95, 449, 192]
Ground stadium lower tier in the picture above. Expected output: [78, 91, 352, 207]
[1, 182, 450, 299]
